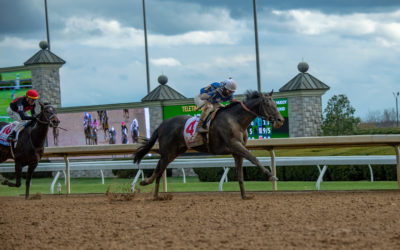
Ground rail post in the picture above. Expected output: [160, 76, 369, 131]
[267, 147, 277, 191]
[395, 145, 400, 189]
[63, 154, 70, 194]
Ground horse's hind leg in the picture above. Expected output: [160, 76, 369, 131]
[140, 156, 172, 199]
[140, 156, 170, 185]
[233, 154, 247, 199]
[2, 163, 22, 188]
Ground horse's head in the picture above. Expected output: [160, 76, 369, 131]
[260, 91, 284, 129]
[39, 102, 60, 128]
[244, 90, 284, 129]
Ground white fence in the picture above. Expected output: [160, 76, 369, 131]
[1, 135, 399, 194]
[0, 155, 397, 193]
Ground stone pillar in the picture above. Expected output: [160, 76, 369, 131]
[29, 64, 62, 107]
[149, 105, 163, 134]
[287, 91, 324, 137]
[24, 41, 65, 108]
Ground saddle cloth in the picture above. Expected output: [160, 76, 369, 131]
[183, 116, 206, 148]
[0, 123, 20, 147]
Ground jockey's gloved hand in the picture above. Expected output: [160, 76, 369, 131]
[200, 93, 210, 100]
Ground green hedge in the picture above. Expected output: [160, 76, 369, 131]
[1, 171, 53, 179]
[355, 127, 400, 135]
[112, 169, 172, 178]
[194, 165, 397, 182]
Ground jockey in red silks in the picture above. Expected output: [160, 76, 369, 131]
[194, 77, 237, 133]
[7, 89, 39, 141]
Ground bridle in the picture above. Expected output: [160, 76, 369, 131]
[240, 96, 271, 121]
[36, 105, 58, 126]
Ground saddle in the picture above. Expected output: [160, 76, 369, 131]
[0, 121, 33, 147]
[183, 107, 223, 149]
[198, 107, 222, 130]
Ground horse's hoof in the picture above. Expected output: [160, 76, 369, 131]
[242, 195, 254, 200]
[269, 176, 279, 181]
[139, 180, 147, 186]
[1, 179, 8, 185]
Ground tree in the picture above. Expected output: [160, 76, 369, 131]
[322, 94, 360, 135]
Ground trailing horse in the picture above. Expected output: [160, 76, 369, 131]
[97, 110, 109, 140]
[134, 90, 284, 200]
[91, 127, 98, 145]
[131, 128, 139, 143]
[0, 103, 60, 199]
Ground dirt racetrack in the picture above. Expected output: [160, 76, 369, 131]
[1, 190, 400, 250]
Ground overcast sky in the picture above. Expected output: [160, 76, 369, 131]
[1, 0, 400, 119]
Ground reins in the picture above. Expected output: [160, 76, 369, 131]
[240, 100, 269, 120]
[240, 101, 259, 117]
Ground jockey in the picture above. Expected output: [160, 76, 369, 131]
[194, 77, 237, 133]
[92, 118, 98, 130]
[109, 126, 116, 136]
[121, 121, 128, 144]
[7, 89, 39, 141]
[130, 119, 139, 134]
[83, 112, 89, 128]
[121, 121, 128, 136]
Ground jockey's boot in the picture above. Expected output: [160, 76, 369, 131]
[196, 119, 208, 133]
[7, 131, 16, 142]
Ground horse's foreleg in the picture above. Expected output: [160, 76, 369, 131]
[230, 141, 276, 180]
[25, 163, 37, 199]
[233, 154, 247, 199]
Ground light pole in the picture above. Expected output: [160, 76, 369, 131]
[394, 91, 399, 127]
[44, 0, 50, 51]
[142, 0, 150, 94]
[253, 0, 261, 92]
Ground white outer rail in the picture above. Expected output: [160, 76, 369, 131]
[1, 155, 397, 192]
[32, 135, 400, 194]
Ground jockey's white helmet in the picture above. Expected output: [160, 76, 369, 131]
[223, 78, 237, 92]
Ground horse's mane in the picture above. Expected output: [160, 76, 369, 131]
[244, 90, 262, 100]
[221, 90, 262, 110]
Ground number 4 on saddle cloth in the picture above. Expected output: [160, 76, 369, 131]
[183, 109, 220, 148]
[183, 116, 207, 148]
[0, 123, 23, 147]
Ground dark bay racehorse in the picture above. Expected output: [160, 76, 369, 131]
[91, 127, 98, 145]
[84, 123, 92, 145]
[134, 90, 284, 199]
[1, 103, 60, 199]
[131, 128, 139, 143]
[109, 130, 116, 144]
[97, 110, 109, 140]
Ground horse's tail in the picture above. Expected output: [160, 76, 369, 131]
[133, 128, 158, 165]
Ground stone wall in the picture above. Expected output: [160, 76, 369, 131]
[288, 94, 323, 137]
[29, 65, 62, 108]
[149, 106, 163, 134]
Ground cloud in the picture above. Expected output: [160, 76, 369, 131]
[0, 36, 38, 49]
[270, 9, 400, 48]
[150, 57, 181, 67]
[59, 16, 242, 49]
[214, 54, 254, 66]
